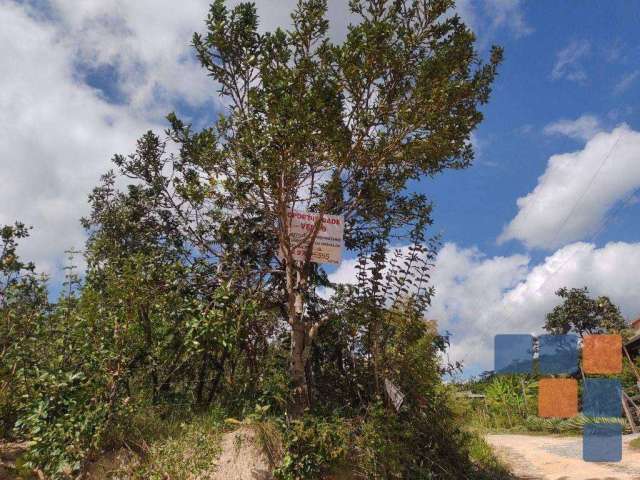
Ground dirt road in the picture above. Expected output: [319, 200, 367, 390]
[486, 433, 640, 480]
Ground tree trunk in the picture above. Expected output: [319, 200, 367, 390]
[290, 320, 310, 416]
[285, 253, 312, 417]
[195, 350, 209, 406]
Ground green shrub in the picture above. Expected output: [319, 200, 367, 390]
[0, 383, 18, 439]
[274, 415, 350, 480]
[524, 414, 627, 434]
[128, 409, 225, 480]
[466, 433, 513, 479]
[354, 402, 496, 480]
[483, 375, 537, 430]
[14, 370, 120, 478]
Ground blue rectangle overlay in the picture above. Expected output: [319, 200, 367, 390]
[538, 334, 579, 374]
[494, 334, 533, 374]
[583, 379, 621, 418]
[583, 423, 622, 462]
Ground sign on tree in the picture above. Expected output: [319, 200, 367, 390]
[285, 210, 344, 265]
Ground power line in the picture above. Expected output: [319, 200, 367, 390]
[500, 183, 640, 329]
[531, 184, 640, 294]
[544, 133, 622, 250]
[494, 133, 635, 340]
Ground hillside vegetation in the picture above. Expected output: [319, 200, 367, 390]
[0, 0, 509, 478]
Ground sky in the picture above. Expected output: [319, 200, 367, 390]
[1, 0, 639, 377]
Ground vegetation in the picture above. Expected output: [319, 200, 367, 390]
[544, 286, 626, 337]
[465, 374, 629, 435]
[0, 0, 508, 478]
[461, 287, 637, 438]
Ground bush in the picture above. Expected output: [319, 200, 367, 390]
[127, 408, 225, 479]
[274, 415, 350, 480]
[524, 414, 627, 434]
[14, 369, 126, 477]
[272, 399, 514, 480]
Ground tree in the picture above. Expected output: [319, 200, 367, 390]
[106, 0, 502, 414]
[544, 286, 626, 337]
[0, 223, 49, 437]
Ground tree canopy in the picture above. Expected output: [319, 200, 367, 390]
[0, 1, 508, 477]
[544, 286, 626, 337]
[120, 0, 502, 412]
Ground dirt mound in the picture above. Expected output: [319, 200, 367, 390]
[0, 441, 29, 479]
[83, 448, 137, 479]
[209, 427, 273, 480]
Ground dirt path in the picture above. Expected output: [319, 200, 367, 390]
[208, 427, 273, 480]
[0, 441, 29, 479]
[486, 433, 640, 480]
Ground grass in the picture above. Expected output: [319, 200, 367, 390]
[629, 437, 640, 450]
[466, 432, 516, 479]
[251, 419, 284, 469]
[133, 413, 224, 479]
[88, 407, 227, 479]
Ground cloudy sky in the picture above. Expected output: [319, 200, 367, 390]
[2, 1, 639, 376]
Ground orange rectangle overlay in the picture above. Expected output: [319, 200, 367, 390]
[582, 334, 622, 374]
[538, 378, 578, 418]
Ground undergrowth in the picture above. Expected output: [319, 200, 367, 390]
[84, 407, 227, 480]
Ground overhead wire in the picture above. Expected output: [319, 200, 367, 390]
[481, 132, 638, 371]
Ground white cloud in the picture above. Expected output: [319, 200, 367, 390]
[551, 39, 590, 83]
[499, 124, 640, 249]
[543, 114, 601, 141]
[518, 124, 534, 135]
[0, 2, 159, 278]
[614, 70, 640, 95]
[329, 241, 640, 373]
[456, 0, 532, 48]
[3, 0, 525, 118]
[440, 241, 640, 373]
[482, 0, 532, 38]
[40, 0, 215, 117]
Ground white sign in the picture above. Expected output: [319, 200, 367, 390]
[384, 378, 405, 412]
[285, 210, 344, 265]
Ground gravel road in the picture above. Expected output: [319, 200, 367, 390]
[486, 433, 640, 480]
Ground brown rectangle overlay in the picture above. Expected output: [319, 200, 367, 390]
[538, 378, 578, 418]
[582, 334, 622, 374]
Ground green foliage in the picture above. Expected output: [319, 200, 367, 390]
[1, 0, 505, 476]
[544, 286, 626, 336]
[523, 414, 627, 434]
[127, 409, 225, 480]
[0, 223, 49, 439]
[483, 375, 537, 430]
[274, 415, 350, 480]
[621, 355, 640, 391]
[15, 371, 113, 476]
[464, 373, 632, 436]
[465, 434, 513, 479]
[272, 399, 513, 480]
[8, 272, 136, 477]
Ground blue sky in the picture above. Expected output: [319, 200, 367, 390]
[1, 0, 639, 376]
[429, 1, 640, 258]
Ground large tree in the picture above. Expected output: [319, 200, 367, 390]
[544, 286, 626, 337]
[106, 0, 502, 414]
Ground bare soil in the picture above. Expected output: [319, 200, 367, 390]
[486, 433, 640, 480]
[0, 441, 29, 479]
[207, 427, 273, 480]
